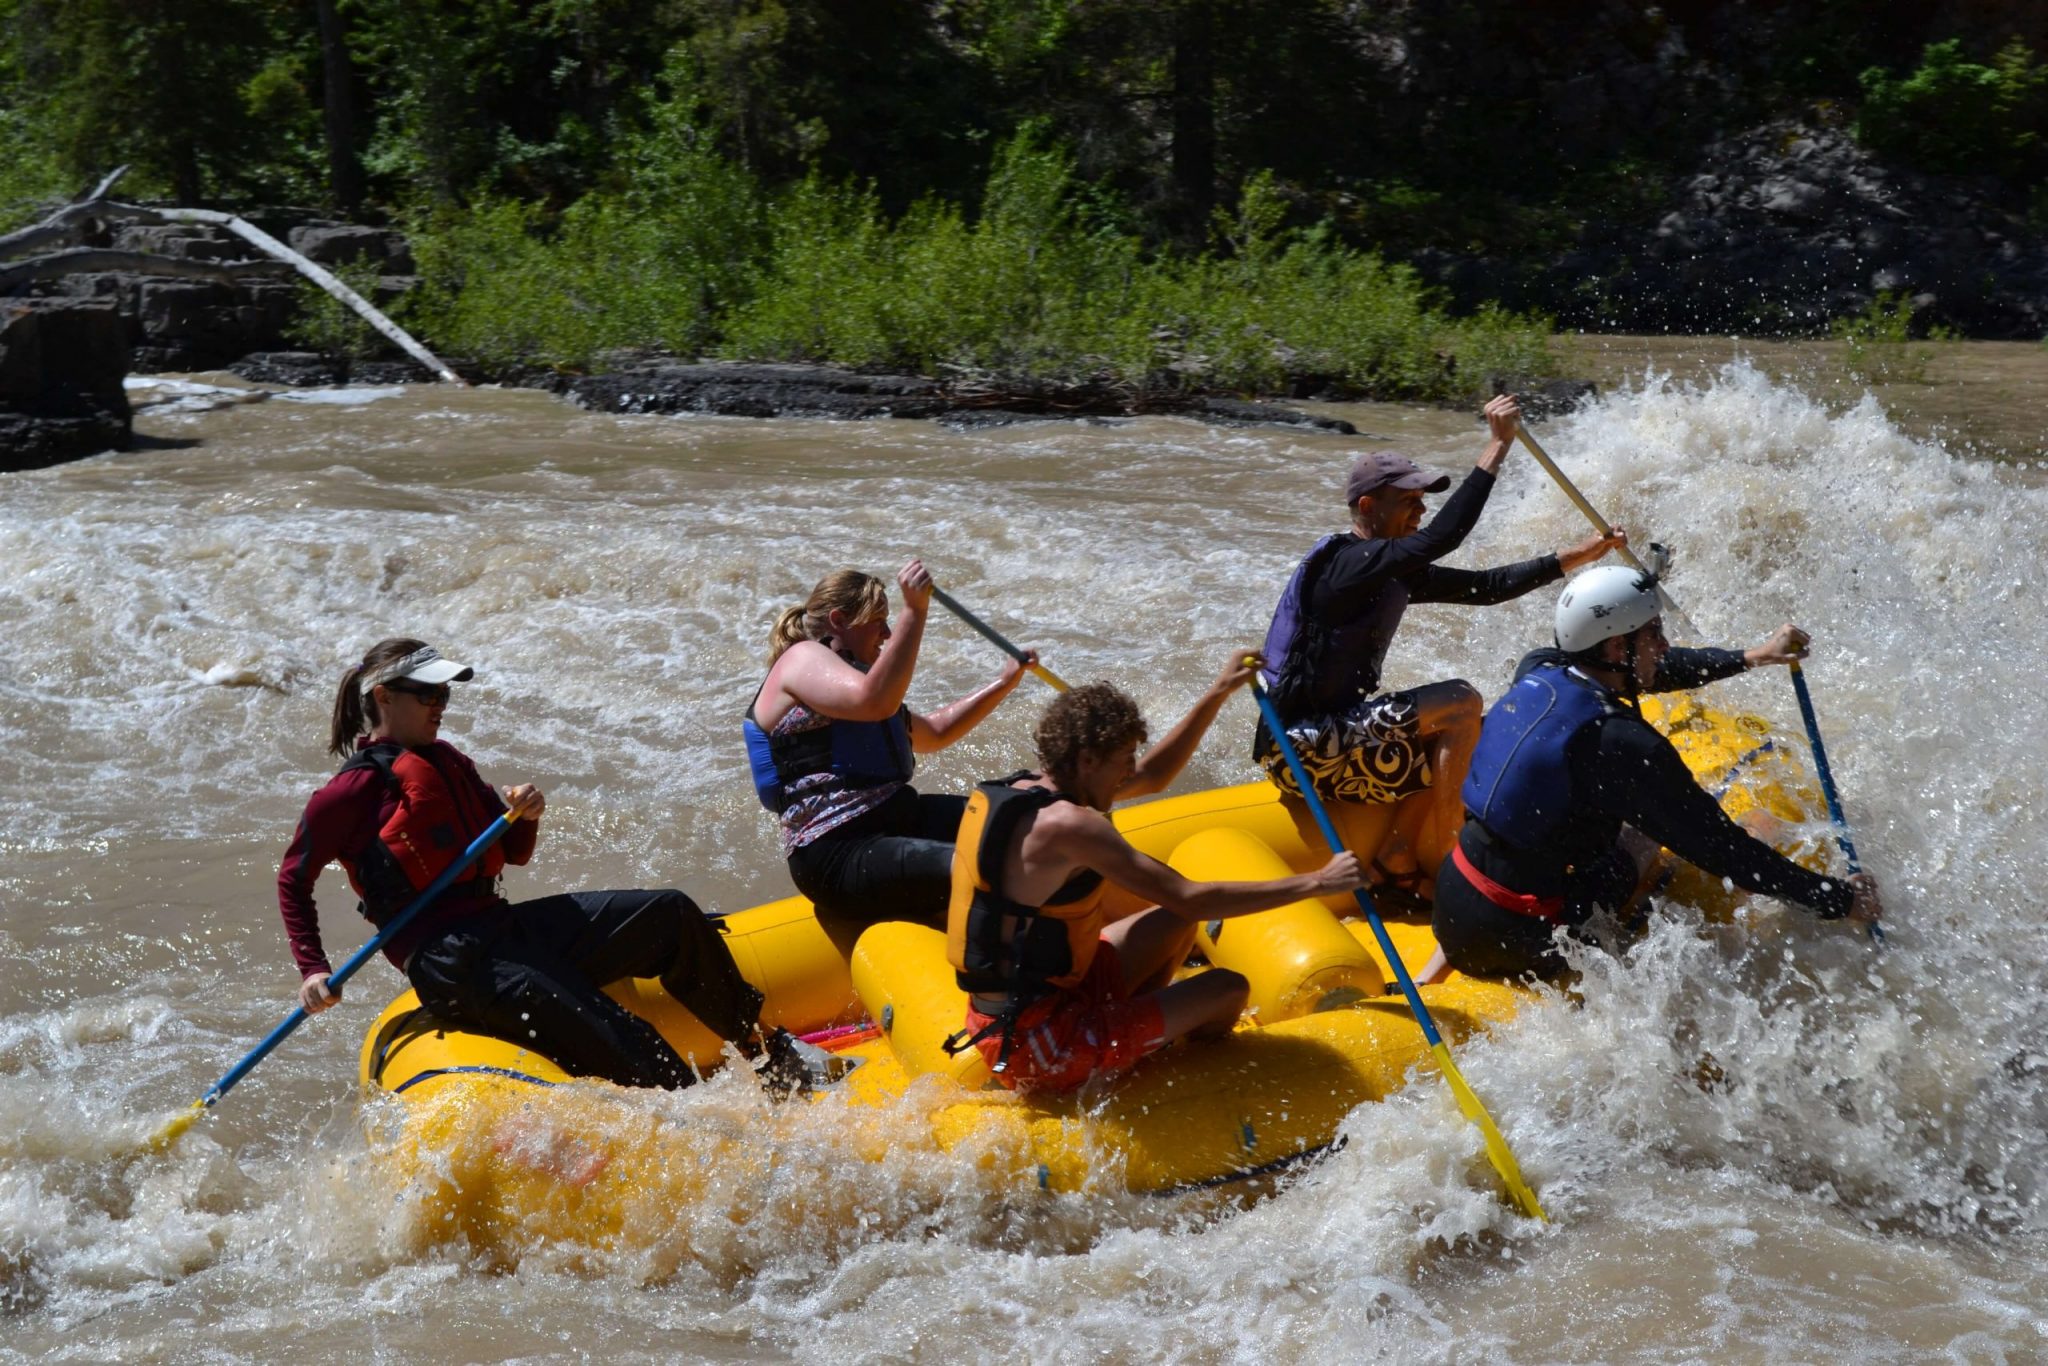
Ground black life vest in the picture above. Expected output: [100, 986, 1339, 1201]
[945, 772, 1108, 1004]
[339, 741, 507, 924]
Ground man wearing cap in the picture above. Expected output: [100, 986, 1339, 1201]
[1256, 394, 1624, 907]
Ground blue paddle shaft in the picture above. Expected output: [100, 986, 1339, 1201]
[1788, 664, 1859, 873]
[1249, 682, 1444, 1048]
[196, 811, 518, 1108]
[1788, 662, 1882, 944]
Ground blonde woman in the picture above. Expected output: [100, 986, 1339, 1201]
[744, 559, 1035, 931]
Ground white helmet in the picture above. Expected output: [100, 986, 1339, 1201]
[1555, 565, 1661, 654]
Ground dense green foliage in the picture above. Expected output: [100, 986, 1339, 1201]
[2, 3, 2042, 376]
[1858, 40, 2048, 183]
[407, 131, 1549, 400]
[7, 2, 2038, 234]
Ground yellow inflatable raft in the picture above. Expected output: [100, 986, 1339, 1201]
[357, 697, 1825, 1238]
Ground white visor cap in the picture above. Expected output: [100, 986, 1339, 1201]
[360, 645, 476, 694]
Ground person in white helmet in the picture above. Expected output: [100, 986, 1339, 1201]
[1431, 566, 1883, 979]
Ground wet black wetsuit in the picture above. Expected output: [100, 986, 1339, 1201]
[1268, 467, 1564, 726]
[1434, 647, 1857, 979]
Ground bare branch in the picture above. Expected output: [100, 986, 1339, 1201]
[0, 248, 290, 292]
[80, 166, 131, 203]
[0, 200, 164, 261]
[154, 207, 463, 384]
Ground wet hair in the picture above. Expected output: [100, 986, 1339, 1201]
[768, 570, 889, 662]
[329, 637, 428, 759]
[1034, 682, 1149, 788]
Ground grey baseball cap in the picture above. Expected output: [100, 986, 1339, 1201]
[1345, 450, 1452, 504]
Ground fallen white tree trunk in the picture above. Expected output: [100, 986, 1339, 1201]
[151, 207, 463, 385]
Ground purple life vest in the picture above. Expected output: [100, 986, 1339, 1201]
[1262, 533, 1414, 723]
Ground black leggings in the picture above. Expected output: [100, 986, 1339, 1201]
[406, 888, 764, 1089]
[785, 787, 967, 933]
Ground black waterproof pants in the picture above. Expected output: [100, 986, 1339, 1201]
[785, 787, 967, 931]
[407, 888, 764, 1089]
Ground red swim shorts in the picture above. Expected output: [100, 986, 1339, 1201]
[963, 941, 1168, 1096]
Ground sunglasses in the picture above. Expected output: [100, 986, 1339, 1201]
[384, 680, 452, 707]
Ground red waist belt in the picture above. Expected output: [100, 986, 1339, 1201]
[1451, 842, 1566, 922]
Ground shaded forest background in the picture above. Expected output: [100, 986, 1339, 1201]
[3, 1, 2044, 395]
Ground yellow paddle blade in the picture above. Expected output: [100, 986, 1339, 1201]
[1430, 1041, 1548, 1221]
[144, 1100, 207, 1154]
[1028, 662, 1072, 693]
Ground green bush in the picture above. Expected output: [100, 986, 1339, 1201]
[1857, 39, 2048, 181]
[0, 107, 67, 230]
[1831, 290, 1954, 384]
[285, 260, 388, 364]
[408, 129, 1553, 401]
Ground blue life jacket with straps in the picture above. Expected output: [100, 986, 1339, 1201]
[1461, 665, 1616, 850]
[742, 701, 914, 814]
[1261, 533, 1413, 723]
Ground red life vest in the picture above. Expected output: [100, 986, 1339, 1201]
[340, 741, 507, 924]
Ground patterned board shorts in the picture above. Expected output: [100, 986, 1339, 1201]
[1255, 688, 1434, 806]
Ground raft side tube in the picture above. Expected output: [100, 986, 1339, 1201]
[850, 922, 994, 1086]
[1169, 827, 1386, 1019]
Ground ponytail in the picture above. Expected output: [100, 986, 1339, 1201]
[329, 636, 429, 758]
[766, 570, 889, 663]
[766, 605, 810, 663]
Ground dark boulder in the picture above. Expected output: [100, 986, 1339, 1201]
[0, 298, 131, 471]
[287, 224, 415, 274]
[558, 357, 1354, 430]
[566, 361, 954, 420]
[1419, 120, 2048, 338]
[1189, 398, 1357, 434]
[229, 351, 344, 386]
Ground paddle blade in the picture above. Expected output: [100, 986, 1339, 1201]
[144, 1100, 207, 1154]
[1430, 1040, 1548, 1221]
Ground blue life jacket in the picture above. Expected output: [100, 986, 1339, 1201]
[742, 703, 914, 814]
[1461, 665, 1615, 850]
[1261, 533, 1412, 722]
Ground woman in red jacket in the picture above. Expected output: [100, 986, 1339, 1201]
[278, 636, 792, 1090]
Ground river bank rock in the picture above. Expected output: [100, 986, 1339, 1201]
[0, 298, 130, 471]
[1422, 120, 2048, 338]
[558, 358, 1361, 433]
[24, 212, 419, 372]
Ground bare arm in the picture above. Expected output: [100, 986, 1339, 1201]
[1054, 806, 1363, 920]
[910, 650, 1033, 753]
[1742, 622, 1810, 668]
[780, 559, 933, 722]
[1118, 650, 1261, 800]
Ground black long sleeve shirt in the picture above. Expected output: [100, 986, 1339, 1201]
[1469, 648, 1855, 918]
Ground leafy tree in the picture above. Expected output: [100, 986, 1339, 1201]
[3, 0, 303, 203]
[1857, 38, 2048, 181]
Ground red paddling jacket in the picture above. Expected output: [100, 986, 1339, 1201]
[276, 738, 537, 978]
